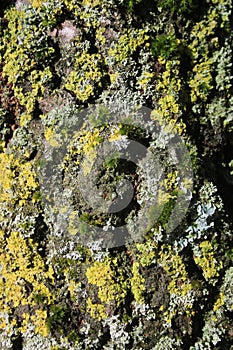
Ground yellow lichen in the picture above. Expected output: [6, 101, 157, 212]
[189, 60, 213, 102]
[0, 231, 54, 335]
[65, 51, 105, 101]
[194, 241, 223, 280]
[85, 258, 128, 318]
[0, 152, 38, 205]
[108, 126, 122, 142]
[44, 127, 61, 148]
[213, 292, 225, 312]
[86, 298, 107, 321]
[138, 71, 155, 90]
[159, 245, 192, 297]
[155, 59, 182, 119]
[131, 262, 145, 304]
[135, 241, 157, 267]
[108, 29, 149, 63]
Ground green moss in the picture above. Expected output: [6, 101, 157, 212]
[151, 33, 179, 60]
[157, 0, 193, 13]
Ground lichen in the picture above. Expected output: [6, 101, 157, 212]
[0, 0, 233, 348]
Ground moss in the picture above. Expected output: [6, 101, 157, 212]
[157, 0, 193, 14]
[151, 33, 179, 60]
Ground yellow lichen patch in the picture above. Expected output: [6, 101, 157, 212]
[188, 9, 218, 60]
[31, 310, 49, 337]
[156, 60, 181, 93]
[135, 241, 157, 267]
[189, 60, 213, 102]
[2, 7, 53, 119]
[0, 152, 38, 205]
[67, 211, 78, 236]
[138, 71, 155, 90]
[17, 162, 38, 206]
[14, 68, 53, 116]
[78, 0, 108, 27]
[19, 114, 32, 127]
[80, 128, 103, 175]
[155, 59, 182, 120]
[109, 72, 119, 84]
[64, 127, 103, 176]
[0, 231, 54, 335]
[65, 51, 105, 101]
[67, 280, 81, 298]
[163, 310, 177, 325]
[63, 0, 81, 19]
[86, 298, 107, 321]
[108, 29, 149, 63]
[82, 0, 102, 7]
[80, 128, 103, 154]
[82, 148, 97, 176]
[44, 127, 61, 148]
[163, 171, 179, 192]
[151, 108, 186, 136]
[159, 245, 192, 297]
[194, 241, 223, 280]
[0, 153, 14, 202]
[186, 9, 219, 105]
[159, 94, 179, 115]
[157, 171, 179, 207]
[131, 261, 145, 304]
[108, 126, 122, 142]
[213, 292, 225, 312]
[86, 261, 110, 286]
[95, 27, 107, 46]
[157, 189, 172, 206]
[31, 0, 44, 8]
[85, 258, 128, 312]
